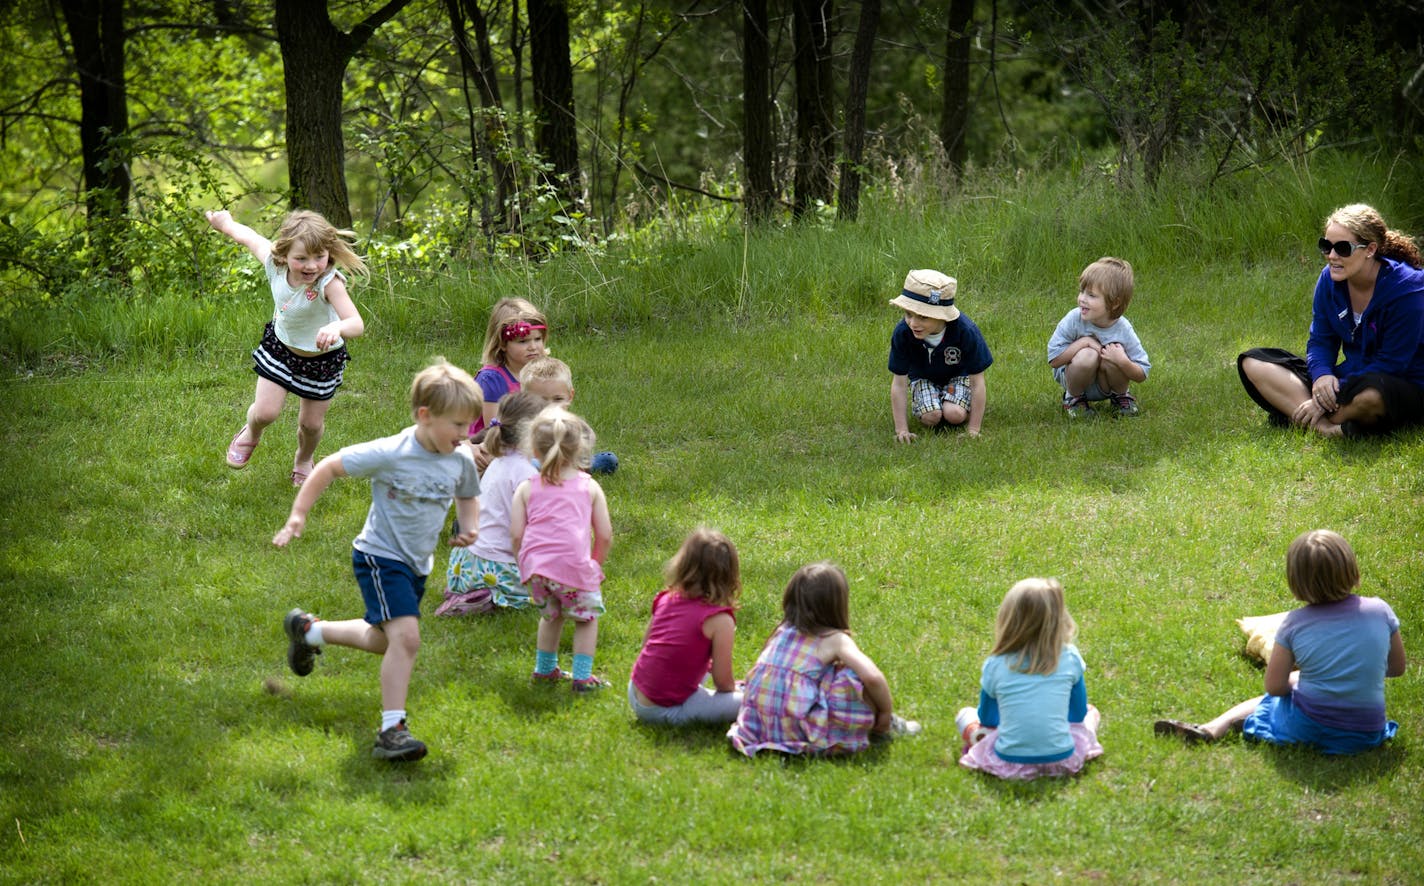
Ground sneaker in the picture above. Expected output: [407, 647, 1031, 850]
[1110, 391, 1140, 417]
[531, 667, 569, 683]
[571, 675, 610, 694]
[871, 713, 923, 743]
[283, 608, 321, 677]
[1062, 394, 1094, 419]
[372, 719, 428, 762]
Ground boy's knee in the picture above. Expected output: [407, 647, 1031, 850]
[942, 404, 968, 424]
[916, 411, 942, 427]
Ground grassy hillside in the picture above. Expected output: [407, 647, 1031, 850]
[2, 154, 1422, 883]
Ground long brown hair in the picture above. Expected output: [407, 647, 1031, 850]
[665, 527, 741, 608]
[780, 561, 851, 634]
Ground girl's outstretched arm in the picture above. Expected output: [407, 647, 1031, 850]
[819, 631, 893, 730]
[588, 480, 612, 564]
[205, 210, 272, 264]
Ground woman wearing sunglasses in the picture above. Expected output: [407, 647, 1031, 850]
[1238, 204, 1424, 437]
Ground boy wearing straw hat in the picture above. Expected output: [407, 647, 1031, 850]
[887, 269, 994, 441]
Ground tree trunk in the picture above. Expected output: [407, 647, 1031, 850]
[837, 0, 879, 222]
[792, 0, 835, 219]
[447, 0, 515, 232]
[57, 0, 130, 274]
[742, 0, 775, 224]
[939, 0, 972, 176]
[274, 0, 412, 228]
[526, 0, 581, 209]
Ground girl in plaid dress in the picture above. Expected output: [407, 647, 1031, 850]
[728, 562, 919, 756]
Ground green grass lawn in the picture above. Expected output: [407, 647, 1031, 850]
[3, 162, 1423, 883]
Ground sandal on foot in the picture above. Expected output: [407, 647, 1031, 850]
[291, 461, 313, 487]
[1154, 719, 1213, 744]
[226, 426, 258, 469]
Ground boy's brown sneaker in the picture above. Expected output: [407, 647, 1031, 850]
[283, 608, 321, 677]
[373, 719, 427, 762]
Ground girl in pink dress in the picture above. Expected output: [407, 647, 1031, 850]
[510, 407, 613, 693]
[628, 528, 743, 725]
[728, 562, 920, 756]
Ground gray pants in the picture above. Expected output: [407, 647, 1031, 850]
[627, 680, 743, 726]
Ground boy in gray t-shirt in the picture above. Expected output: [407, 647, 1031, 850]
[273, 360, 483, 762]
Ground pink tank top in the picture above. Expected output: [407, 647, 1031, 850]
[516, 472, 603, 592]
[631, 590, 736, 706]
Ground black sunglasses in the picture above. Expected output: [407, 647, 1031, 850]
[1318, 238, 1369, 258]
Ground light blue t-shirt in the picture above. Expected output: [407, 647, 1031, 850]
[1046, 309, 1151, 387]
[977, 644, 1089, 763]
[339, 426, 480, 576]
[1279, 595, 1400, 731]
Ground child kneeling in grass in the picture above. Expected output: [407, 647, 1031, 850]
[1155, 529, 1405, 754]
[275, 359, 482, 762]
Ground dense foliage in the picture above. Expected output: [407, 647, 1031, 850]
[1, 0, 1421, 319]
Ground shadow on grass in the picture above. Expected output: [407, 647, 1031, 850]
[1260, 739, 1406, 790]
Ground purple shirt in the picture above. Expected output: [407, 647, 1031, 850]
[1279, 595, 1400, 731]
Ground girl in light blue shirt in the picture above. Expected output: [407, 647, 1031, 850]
[959, 578, 1104, 780]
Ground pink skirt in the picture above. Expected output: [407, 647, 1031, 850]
[959, 722, 1103, 780]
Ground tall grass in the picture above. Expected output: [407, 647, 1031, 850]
[2, 151, 1422, 883]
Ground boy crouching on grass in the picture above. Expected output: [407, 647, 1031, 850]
[273, 359, 482, 762]
[888, 268, 994, 441]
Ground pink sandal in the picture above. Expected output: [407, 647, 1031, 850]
[226, 427, 258, 469]
[290, 459, 314, 487]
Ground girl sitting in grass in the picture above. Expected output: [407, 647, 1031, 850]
[438, 390, 547, 616]
[958, 578, 1104, 780]
[628, 528, 744, 726]
[1155, 529, 1405, 754]
[727, 562, 919, 756]
[470, 297, 548, 439]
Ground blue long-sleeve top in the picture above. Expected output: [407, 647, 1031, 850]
[1305, 258, 1424, 388]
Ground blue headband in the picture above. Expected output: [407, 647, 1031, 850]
[900, 287, 954, 307]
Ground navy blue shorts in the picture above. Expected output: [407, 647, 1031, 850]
[352, 549, 426, 625]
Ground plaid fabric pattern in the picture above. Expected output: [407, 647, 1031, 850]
[727, 624, 876, 756]
[909, 375, 971, 417]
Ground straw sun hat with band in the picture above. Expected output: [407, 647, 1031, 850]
[889, 269, 960, 322]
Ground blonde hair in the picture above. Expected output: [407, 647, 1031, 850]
[526, 405, 593, 484]
[484, 390, 547, 458]
[1327, 204, 1423, 268]
[410, 358, 482, 420]
[520, 356, 573, 388]
[271, 210, 369, 276]
[1078, 257, 1135, 320]
[989, 578, 1077, 675]
[780, 561, 851, 634]
[665, 527, 742, 608]
[481, 297, 548, 367]
[1285, 529, 1360, 604]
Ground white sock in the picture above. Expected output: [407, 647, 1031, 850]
[304, 622, 325, 646]
[381, 709, 406, 732]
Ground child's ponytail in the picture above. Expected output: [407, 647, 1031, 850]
[527, 406, 594, 485]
